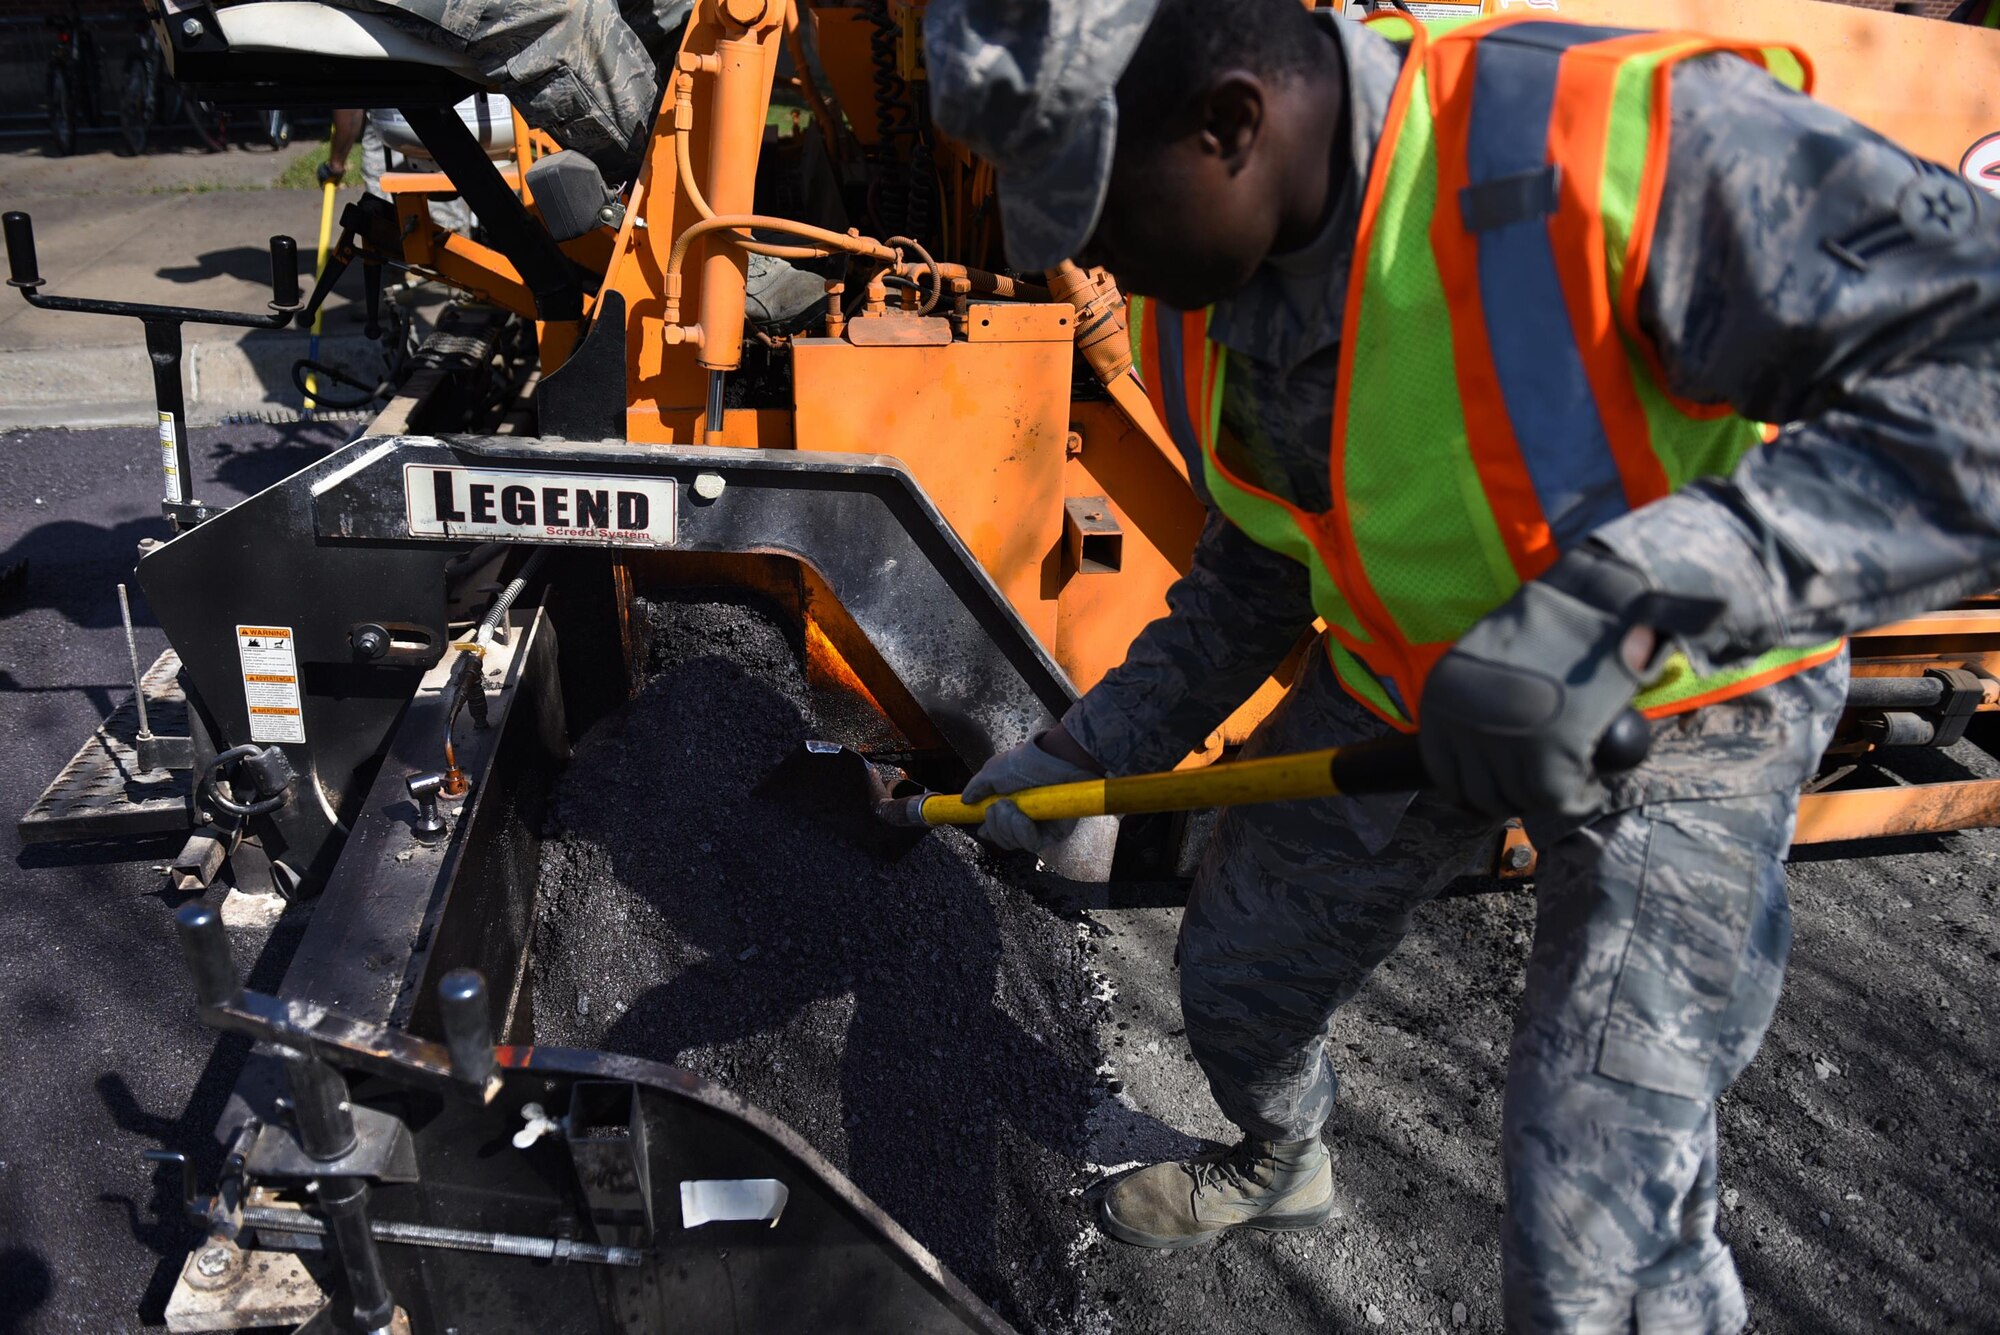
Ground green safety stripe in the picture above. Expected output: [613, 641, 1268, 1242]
[1328, 637, 1409, 727]
[1340, 41, 1521, 647]
[1603, 40, 1798, 489]
[1635, 640, 1843, 713]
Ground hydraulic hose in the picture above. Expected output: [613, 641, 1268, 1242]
[479, 547, 546, 641]
[671, 99, 824, 259]
[663, 214, 899, 325]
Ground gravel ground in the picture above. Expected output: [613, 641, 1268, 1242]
[533, 596, 2000, 1335]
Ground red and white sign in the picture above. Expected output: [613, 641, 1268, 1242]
[1962, 133, 2000, 201]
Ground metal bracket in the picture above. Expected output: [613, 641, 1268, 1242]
[246, 1104, 420, 1184]
[1925, 666, 1985, 747]
[139, 733, 195, 772]
[1062, 496, 1124, 576]
[538, 290, 629, 442]
[565, 1082, 654, 1247]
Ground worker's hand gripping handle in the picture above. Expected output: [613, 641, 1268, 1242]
[1317, 705, 1649, 798]
[1593, 707, 1653, 773]
[891, 708, 1651, 828]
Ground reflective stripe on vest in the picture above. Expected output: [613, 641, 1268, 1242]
[1135, 15, 1841, 730]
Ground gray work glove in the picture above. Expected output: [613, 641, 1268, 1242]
[961, 731, 1103, 852]
[1419, 546, 1707, 819]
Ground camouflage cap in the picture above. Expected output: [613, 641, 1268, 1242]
[925, 0, 1162, 272]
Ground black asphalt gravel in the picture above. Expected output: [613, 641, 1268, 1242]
[4, 429, 1999, 1335]
[531, 597, 1118, 1333]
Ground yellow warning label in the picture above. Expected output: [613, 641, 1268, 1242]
[237, 625, 305, 744]
[158, 412, 182, 505]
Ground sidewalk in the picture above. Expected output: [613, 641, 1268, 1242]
[0, 142, 394, 428]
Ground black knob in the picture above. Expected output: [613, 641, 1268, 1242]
[406, 772, 447, 843]
[268, 235, 299, 310]
[1593, 709, 1652, 776]
[4, 212, 41, 290]
[437, 969, 496, 1086]
[174, 903, 242, 1010]
[351, 623, 390, 660]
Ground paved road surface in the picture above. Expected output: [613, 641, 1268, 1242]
[0, 143, 390, 429]
[0, 421, 347, 1332]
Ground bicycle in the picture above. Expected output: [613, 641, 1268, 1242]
[45, 1, 103, 158]
[117, 11, 290, 155]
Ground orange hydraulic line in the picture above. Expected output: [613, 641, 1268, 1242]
[672, 72, 821, 258]
[664, 214, 898, 326]
[672, 64, 840, 262]
[695, 30, 769, 372]
[933, 263, 1048, 301]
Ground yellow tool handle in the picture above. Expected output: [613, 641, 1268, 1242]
[898, 709, 1653, 828]
[311, 179, 337, 332]
[303, 178, 337, 411]
[913, 734, 1428, 827]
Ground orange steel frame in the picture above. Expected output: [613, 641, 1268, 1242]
[376, 0, 2000, 863]
[374, 0, 1235, 753]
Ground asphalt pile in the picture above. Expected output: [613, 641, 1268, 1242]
[531, 595, 1115, 1332]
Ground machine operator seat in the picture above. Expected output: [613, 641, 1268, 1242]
[161, 0, 483, 108]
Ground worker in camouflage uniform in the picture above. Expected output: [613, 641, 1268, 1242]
[309, 0, 690, 181]
[927, 0, 2000, 1329]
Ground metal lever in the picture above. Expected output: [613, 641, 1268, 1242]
[3, 211, 303, 531]
[3, 212, 300, 324]
[407, 772, 447, 843]
[144, 1148, 198, 1217]
[175, 897, 395, 1329]
[117, 584, 153, 746]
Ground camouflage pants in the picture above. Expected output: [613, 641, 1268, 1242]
[335, 0, 693, 180]
[1180, 637, 1842, 1333]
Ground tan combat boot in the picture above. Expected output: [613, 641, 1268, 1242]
[1099, 1136, 1334, 1250]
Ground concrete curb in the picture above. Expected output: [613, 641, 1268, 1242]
[0, 331, 384, 430]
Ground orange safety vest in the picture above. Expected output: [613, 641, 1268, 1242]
[1131, 13, 1841, 729]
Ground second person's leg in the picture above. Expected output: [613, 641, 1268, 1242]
[1103, 643, 1500, 1247]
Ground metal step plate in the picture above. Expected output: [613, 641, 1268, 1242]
[20, 649, 192, 844]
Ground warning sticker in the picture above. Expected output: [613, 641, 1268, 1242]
[159, 412, 183, 504]
[236, 625, 306, 744]
[1342, 0, 1485, 19]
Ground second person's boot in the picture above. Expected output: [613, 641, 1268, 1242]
[1100, 1135, 1333, 1250]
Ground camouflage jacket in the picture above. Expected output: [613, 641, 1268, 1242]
[1063, 14, 2000, 786]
